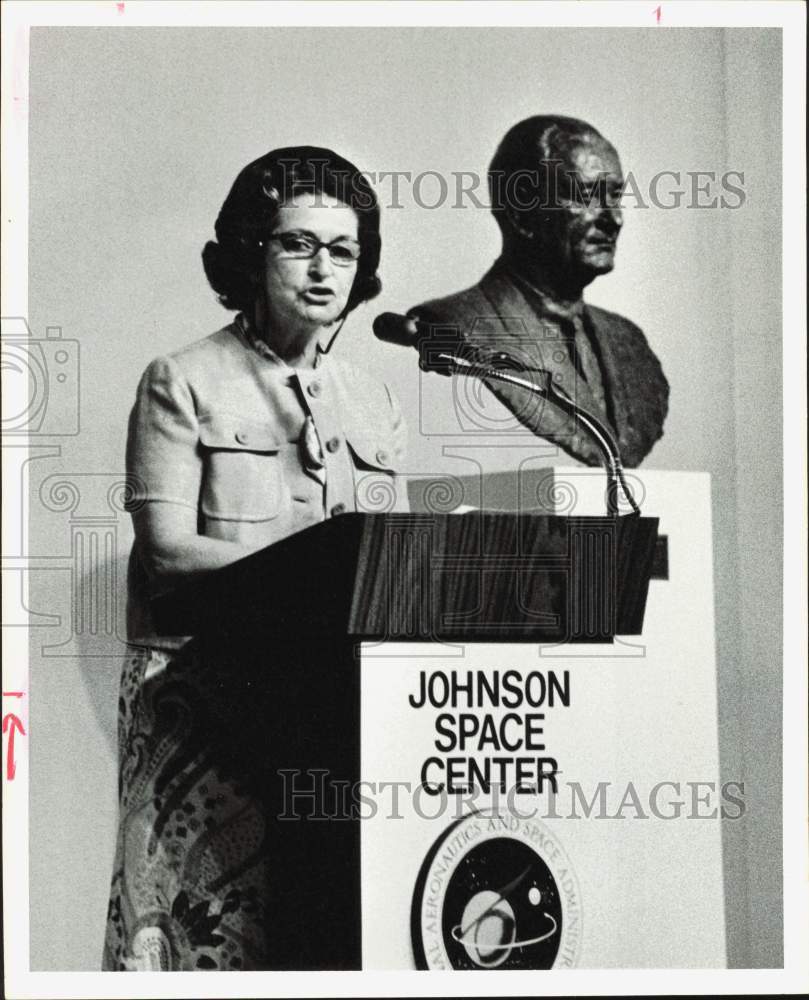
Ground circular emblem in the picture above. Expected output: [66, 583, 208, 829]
[411, 810, 582, 970]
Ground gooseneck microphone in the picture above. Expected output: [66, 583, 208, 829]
[373, 312, 482, 375]
[372, 311, 640, 516]
[372, 312, 467, 373]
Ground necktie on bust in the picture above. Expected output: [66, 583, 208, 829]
[507, 269, 606, 407]
[566, 313, 607, 418]
[499, 265, 615, 442]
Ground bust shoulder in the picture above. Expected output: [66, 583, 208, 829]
[585, 302, 644, 337]
[584, 303, 666, 376]
[407, 281, 492, 331]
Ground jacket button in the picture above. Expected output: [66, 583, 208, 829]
[331, 502, 347, 516]
[326, 436, 341, 453]
[376, 449, 389, 465]
[235, 431, 249, 445]
[307, 381, 322, 398]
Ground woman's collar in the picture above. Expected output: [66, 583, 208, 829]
[234, 312, 332, 370]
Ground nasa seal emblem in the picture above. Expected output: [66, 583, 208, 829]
[411, 810, 582, 970]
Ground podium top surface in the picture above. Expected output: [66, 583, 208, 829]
[151, 511, 660, 644]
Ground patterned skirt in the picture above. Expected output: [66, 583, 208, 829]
[103, 642, 270, 971]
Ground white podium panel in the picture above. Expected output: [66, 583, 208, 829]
[360, 470, 726, 969]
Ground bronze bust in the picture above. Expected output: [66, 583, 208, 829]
[408, 115, 669, 467]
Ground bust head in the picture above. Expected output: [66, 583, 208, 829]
[488, 116, 624, 297]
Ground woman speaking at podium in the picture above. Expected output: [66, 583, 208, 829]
[103, 147, 406, 971]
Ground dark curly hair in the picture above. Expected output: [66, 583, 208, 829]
[202, 146, 381, 315]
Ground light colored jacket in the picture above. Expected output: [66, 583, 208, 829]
[126, 318, 407, 645]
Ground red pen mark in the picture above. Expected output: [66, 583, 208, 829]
[3, 691, 26, 780]
[3, 714, 25, 780]
[654, 5, 661, 22]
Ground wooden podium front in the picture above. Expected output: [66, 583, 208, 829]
[153, 468, 725, 970]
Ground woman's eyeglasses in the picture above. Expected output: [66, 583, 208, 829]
[266, 232, 361, 266]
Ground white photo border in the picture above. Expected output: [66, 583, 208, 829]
[2, 2, 806, 997]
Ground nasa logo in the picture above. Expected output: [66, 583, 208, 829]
[411, 810, 582, 970]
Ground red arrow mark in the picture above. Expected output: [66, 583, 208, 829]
[3, 713, 26, 780]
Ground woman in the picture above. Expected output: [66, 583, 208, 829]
[103, 147, 406, 971]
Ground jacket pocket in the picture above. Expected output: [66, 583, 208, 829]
[345, 426, 404, 512]
[344, 426, 400, 473]
[198, 414, 286, 521]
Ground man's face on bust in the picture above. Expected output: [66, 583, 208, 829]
[533, 133, 624, 286]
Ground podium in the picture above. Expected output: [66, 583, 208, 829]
[153, 470, 725, 970]
[155, 510, 660, 643]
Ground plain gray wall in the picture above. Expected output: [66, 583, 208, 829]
[26, 27, 782, 969]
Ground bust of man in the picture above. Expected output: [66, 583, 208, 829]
[408, 115, 669, 467]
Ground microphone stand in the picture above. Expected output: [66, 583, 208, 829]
[431, 349, 640, 517]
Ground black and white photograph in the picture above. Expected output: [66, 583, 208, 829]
[1, 1, 807, 996]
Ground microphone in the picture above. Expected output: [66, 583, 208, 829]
[373, 312, 472, 375]
[371, 313, 639, 516]
[372, 312, 423, 348]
